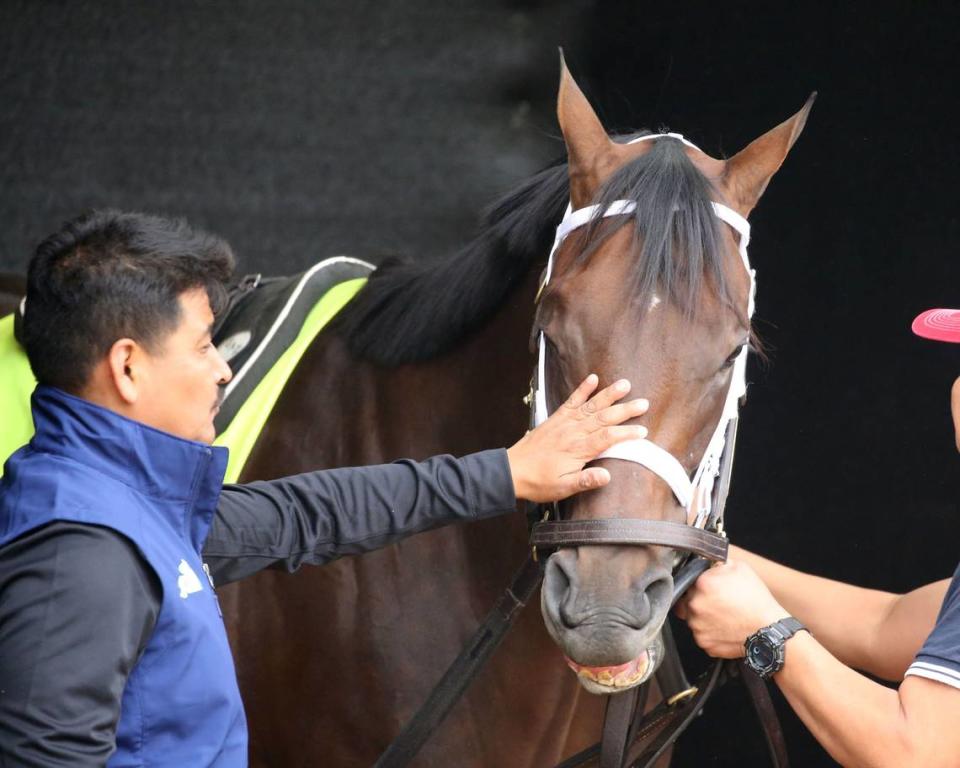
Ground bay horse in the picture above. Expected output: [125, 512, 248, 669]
[219, 64, 812, 767]
[0, 67, 811, 765]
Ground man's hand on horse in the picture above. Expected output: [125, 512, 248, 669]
[506, 374, 648, 502]
[674, 560, 788, 659]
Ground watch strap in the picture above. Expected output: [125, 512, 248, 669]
[769, 616, 807, 641]
[743, 617, 808, 680]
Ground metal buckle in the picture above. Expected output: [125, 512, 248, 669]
[666, 686, 698, 707]
[531, 507, 552, 562]
[715, 519, 726, 539]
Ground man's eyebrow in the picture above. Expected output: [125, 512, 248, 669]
[199, 322, 215, 341]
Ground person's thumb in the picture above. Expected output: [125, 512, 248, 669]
[569, 467, 610, 496]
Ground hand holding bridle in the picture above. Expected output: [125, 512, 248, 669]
[674, 560, 788, 659]
[506, 373, 648, 503]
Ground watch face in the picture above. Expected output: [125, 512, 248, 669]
[749, 637, 777, 669]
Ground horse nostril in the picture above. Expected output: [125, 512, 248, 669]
[543, 550, 578, 628]
[624, 573, 673, 629]
[644, 575, 673, 617]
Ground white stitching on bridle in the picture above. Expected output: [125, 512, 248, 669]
[533, 133, 754, 530]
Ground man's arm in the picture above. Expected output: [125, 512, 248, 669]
[729, 545, 948, 680]
[205, 450, 517, 584]
[769, 630, 960, 768]
[205, 375, 649, 585]
[678, 558, 960, 768]
[0, 522, 159, 767]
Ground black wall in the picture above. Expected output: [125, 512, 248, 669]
[3, 2, 959, 765]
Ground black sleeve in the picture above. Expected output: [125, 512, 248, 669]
[204, 448, 517, 585]
[0, 522, 161, 768]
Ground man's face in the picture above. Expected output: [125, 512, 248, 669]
[133, 288, 231, 444]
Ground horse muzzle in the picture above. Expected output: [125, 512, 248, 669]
[539, 546, 674, 693]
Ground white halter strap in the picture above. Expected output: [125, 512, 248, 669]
[533, 132, 754, 526]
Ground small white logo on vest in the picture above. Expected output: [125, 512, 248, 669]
[178, 559, 204, 599]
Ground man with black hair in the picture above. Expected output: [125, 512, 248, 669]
[677, 309, 960, 767]
[0, 210, 650, 766]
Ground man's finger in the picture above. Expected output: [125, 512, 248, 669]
[586, 425, 647, 456]
[596, 398, 649, 427]
[578, 378, 631, 414]
[576, 467, 611, 491]
[563, 374, 599, 410]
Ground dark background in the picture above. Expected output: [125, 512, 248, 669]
[2, 2, 958, 765]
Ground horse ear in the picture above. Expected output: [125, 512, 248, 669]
[722, 93, 817, 217]
[557, 52, 616, 207]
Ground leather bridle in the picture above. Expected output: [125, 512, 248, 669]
[528, 132, 750, 563]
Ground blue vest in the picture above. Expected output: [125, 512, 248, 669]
[0, 386, 247, 766]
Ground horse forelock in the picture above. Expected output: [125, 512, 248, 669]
[572, 135, 745, 326]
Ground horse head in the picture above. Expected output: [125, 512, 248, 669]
[536, 60, 813, 694]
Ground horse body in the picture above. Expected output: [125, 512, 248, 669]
[222, 64, 812, 764]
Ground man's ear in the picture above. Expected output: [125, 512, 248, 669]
[107, 338, 141, 405]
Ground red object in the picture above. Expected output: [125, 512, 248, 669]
[912, 309, 960, 343]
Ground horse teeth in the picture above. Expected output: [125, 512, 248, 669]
[574, 653, 651, 688]
[614, 670, 644, 687]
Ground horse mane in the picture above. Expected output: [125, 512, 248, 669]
[337, 132, 741, 367]
[335, 162, 570, 366]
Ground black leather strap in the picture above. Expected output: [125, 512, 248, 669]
[600, 688, 645, 768]
[555, 659, 791, 768]
[626, 660, 727, 767]
[653, 621, 692, 706]
[556, 661, 728, 768]
[771, 617, 806, 640]
[737, 663, 791, 768]
[373, 555, 543, 768]
[531, 519, 728, 562]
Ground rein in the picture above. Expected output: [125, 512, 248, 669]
[375, 133, 789, 768]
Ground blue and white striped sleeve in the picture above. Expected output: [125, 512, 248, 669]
[905, 562, 960, 690]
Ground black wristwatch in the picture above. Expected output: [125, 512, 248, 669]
[743, 617, 808, 679]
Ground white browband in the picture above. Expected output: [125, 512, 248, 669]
[533, 132, 754, 528]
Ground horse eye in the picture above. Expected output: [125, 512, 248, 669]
[721, 344, 747, 370]
[542, 331, 560, 355]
